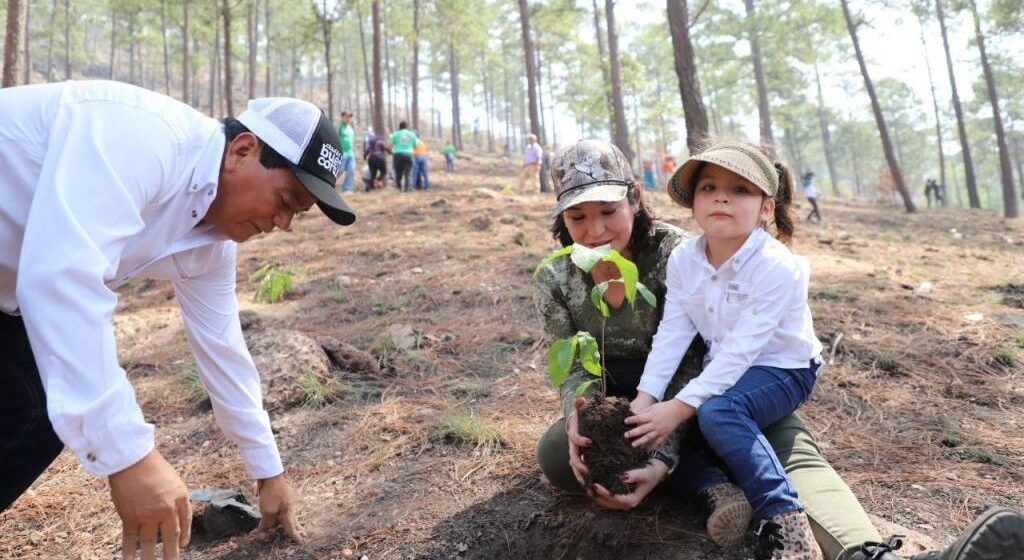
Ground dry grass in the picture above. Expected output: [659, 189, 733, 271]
[3, 146, 1023, 559]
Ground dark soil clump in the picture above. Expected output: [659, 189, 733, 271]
[577, 396, 650, 494]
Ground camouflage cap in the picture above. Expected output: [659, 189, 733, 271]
[667, 140, 778, 208]
[550, 139, 635, 216]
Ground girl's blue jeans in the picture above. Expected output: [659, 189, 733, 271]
[669, 361, 820, 518]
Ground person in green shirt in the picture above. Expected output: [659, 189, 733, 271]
[337, 111, 356, 192]
[442, 142, 456, 172]
[389, 121, 418, 192]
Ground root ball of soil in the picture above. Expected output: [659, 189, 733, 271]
[577, 396, 650, 495]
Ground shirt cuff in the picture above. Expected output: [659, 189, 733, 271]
[239, 443, 284, 480]
[636, 379, 667, 402]
[675, 388, 707, 410]
[75, 411, 156, 477]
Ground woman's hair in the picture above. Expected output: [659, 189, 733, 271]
[691, 135, 796, 245]
[550, 186, 658, 250]
[222, 117, 291, 170]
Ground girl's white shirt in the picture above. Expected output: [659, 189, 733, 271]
[638, 228, 823, 408]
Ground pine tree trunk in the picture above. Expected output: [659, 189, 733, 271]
[605, 0, 632, 161]
[3, 0, 25, 86]
[813, 60, 840, 196]
[411, 0, 420, 132]
[591, 0, 613, 133]
[503, 63, 511, 155]
[969, 0, 1017, 217]
[221, 0, 234, 115]
[63, 0, 70, 80]
[936, 0, 979, 208]
[317, 0, 334, 121]
[108, 5, 116, 80]
[534, 39, 546, 144]
[45, 0, 56, 81]
[517, 0, 542, 142]
[182, 0, 190, 104]
[247, 0, 256, 101]
[371, 0, 385, 136]
[264, 0, 271, 96]
[385, 25, 393, 129]
[22, 0, 29, 84]
[210, 0, 220, 115]
[448, 40, 462, 149]
[666, 0, 709, 153]
[129, 14, 137, 84]
[743, 0, 773, 151]
[357, 7, 373, 126]
[840, 0, 915, 212]
[918, 20, 946, 207]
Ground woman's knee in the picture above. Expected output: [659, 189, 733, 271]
[537, 419, 580, 493]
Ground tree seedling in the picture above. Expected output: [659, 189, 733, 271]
[250, 262, 295, 303]
[535, 243, 657, 396]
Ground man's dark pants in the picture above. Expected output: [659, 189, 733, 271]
[393, 153, 414, 191]
[0, 313, 64, 511]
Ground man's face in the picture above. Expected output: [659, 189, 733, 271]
[342, 114, 353, 124]
[205, 132, 317, 242]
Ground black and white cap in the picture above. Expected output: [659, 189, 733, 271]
[237, 98, 356, 226]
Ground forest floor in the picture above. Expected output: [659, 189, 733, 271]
[3, 148, 1024, 560]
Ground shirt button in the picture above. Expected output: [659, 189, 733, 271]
[189, 184, 199, 192]
[711, 274, 718, 281]
[191, 209, 198, 218]
[207, 190, 214, 196]
[86, 452, 96, 462]
[708, 306, 714, 313]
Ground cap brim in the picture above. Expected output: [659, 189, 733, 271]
[293, 166, 356, 226]
[552, 184, 629, 216]
[667, 160, 705, 208]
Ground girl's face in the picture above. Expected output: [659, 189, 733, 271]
[692, 163, 774, 244]
[562, 197, 636, 256]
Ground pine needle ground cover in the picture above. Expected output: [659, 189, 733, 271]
[3, 150, 1022, 559]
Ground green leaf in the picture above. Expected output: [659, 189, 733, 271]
[547, 337, 578, 388]
[577, 334, 602, 377]
[569, 243, 611, 272]
[590, 282, 611, 318]
[574, 378, 600, 396]
[534, 246, 573, 277]
[636, 282, 658, 308]
[603, 250, 639, 306]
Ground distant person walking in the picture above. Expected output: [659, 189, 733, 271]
[642, 159, 656, 190]
[363, 132, 390, 191]
[389, 121, 418, 192]
[924, 178, 944, 209]
[442, 142, 456, 172]
[517, 134, 543, 192]
[337, 111, 356, 193]
[412, 138, 431, 190]
[802, 171, 822, 223]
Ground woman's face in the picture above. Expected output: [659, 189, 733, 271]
[562, 197, 636, 256]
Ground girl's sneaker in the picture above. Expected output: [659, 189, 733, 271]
[749, 510, 824, 560]
[700, 482, 752, 548]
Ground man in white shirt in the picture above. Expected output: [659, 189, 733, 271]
[0, 80, 355, 559]
[517, 134, 543, 192]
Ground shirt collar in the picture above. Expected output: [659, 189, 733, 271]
[189, 127, 227, 227]
[691, 228, 769, 272]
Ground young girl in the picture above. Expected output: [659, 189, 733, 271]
[625, 139, 824, 559]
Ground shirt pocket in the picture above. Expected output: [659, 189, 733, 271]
[719, 286, 750, 332]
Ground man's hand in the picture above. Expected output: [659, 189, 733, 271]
[624, 398, 696, 451]
[254, 474, 304, 543]
[109, 449, 191, 560]
[566, 396, 593, 487]
[589, 460, 669, 511]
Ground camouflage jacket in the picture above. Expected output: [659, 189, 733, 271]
[532, 221, 706, 465]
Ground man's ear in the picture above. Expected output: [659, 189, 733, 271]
[224, 132, 260, 171]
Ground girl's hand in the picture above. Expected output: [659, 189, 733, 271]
[589, 460, 669, 511]
[567, 396, 591, 487]
[624, 399, 696, 451]
[629, 391, 657, 415]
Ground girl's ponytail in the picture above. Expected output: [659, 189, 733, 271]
[772, 160, 796, 245]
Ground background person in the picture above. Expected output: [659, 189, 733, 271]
[389, 121, 418, 192]
[0, 80, 356, 559]
[337, 110, 356, 193]
[517, 133, 543, 192]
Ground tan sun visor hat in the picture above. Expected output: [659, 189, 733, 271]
[667, 141, 779, 208]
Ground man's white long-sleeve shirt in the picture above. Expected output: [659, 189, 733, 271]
[638, 228, 823, 409]
[0, 80, 282, 479]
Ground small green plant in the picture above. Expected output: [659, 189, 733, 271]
[180, 364, 209, 409]
[535, 244, 657, 397]
[250, 262, 295, 303]
[993, 350, 1015, 368]
[297, 368, 333, 408]
[1015, 333, 1024, 349]
[435, 412, 506, 453]
[329, 288, 347, 302]
[940, 431, 960, 448]
[960, 448, 994, 464]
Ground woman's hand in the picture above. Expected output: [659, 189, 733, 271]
[625, 399, 695, 451]
[589, 460, 669, 511]
[567, 396, 592, 487]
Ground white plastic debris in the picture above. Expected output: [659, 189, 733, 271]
[963, 312, 984, 322]
[915, 282, 933, 294]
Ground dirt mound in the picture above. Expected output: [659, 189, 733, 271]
[578, 396, 650, 494]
